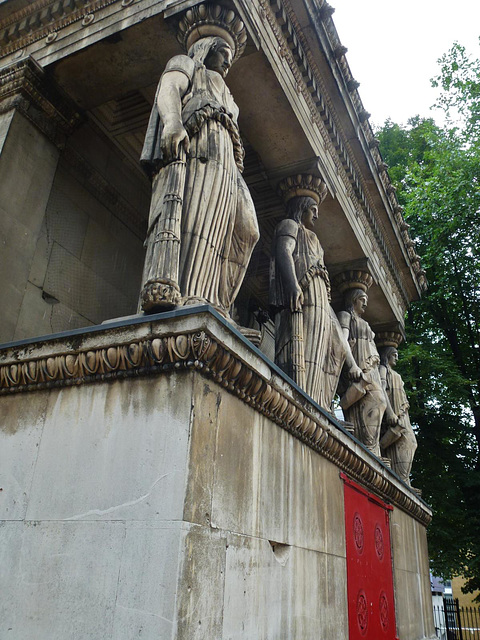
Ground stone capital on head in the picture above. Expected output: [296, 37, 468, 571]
[177, 3, 247, 61]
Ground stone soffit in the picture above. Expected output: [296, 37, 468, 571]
[0, 306, 432, 526]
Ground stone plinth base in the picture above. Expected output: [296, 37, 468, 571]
[0, 307, 436, 639]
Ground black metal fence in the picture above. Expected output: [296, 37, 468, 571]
[433, 598, 480, 639]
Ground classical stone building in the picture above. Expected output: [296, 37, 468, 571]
[0, 0, 434, 638]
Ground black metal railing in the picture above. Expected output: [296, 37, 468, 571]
[433, 599, 480, 639]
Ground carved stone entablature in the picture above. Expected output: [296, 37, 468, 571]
[373, 322, 405, 349]
[0, 307, 432, 525]
[333, 44, 347, 60]
[0, 0, 119, 59]
[0, 55, 82, 144]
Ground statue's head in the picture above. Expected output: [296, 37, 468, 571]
[345, 288, 368, 316]
[189, 36, 233, 77]
[380, 346, 398, 368]
[287, 195, 318, 230]
[279, 174, 327, 230]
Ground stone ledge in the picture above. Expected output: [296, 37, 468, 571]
[0, 305, 432, 526]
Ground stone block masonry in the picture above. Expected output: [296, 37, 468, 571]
[0, 307, 435, 639]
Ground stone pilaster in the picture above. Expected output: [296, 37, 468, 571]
[0, 56, 82, 342]
[0, 55, 82, 146]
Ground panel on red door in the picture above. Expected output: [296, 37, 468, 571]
[342, 474, 397, 640]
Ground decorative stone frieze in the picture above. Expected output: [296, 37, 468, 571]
[0, 0, 120, 59]
[0, 55, 82, 144]
[0, 308, 431, 525]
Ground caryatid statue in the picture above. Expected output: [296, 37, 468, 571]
[378, 344, 417, 485]
[139, 4, 259, 318]
[336, 277, 397, 457]
[270, 175, 359, 410]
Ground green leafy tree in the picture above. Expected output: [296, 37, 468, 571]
[377, 42, 480, 598]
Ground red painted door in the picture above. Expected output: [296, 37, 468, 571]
[342, 474, 397, 640]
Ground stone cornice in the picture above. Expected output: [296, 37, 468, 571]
[0, 307, 432, 526]
[0, 55, 82, 143]
[0, 0, 120, 59]
[263, 0, 426, 299]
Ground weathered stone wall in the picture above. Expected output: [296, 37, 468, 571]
[1, 374, 193, 638]
[179, 375, 348, 638]
[0, 109, 60, 343]
[0, 368, 348, 638]
[0, 114, 148, 343]
[0, 311, 435, 639]
[391, 507, 434, 639]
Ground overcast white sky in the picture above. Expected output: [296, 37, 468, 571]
[332, 0, 480, 128]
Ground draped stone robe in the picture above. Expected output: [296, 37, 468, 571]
[383, 365, 417, 484]
[337, 310, 386, 456]
[140, 53, 259, 314]
[271, 219, 333, 408]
